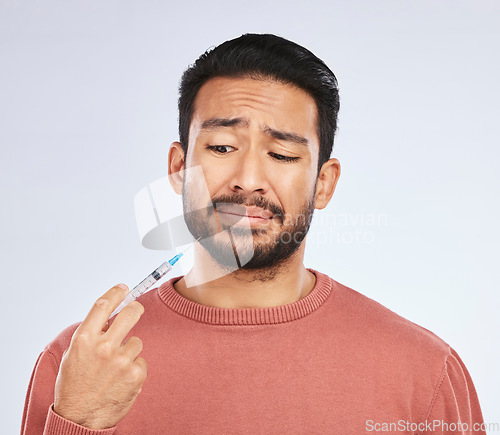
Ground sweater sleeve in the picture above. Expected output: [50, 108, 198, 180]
[422, 348, 485, 435]
[21, 348, 116, 435]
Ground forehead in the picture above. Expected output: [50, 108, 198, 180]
[190, 76, 319, 145]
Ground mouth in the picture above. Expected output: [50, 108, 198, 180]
[214, 203, 274, 225]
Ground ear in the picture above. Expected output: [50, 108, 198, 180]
[314, 158, 341, 210]
[168, 142, 185, 195]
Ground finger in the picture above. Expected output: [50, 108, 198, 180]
[121, 336, 143, 360]
[106, 301, 144, 344]
[78, 285, 129, 335]
[133, 356, 148, 384]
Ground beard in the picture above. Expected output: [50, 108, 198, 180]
[182, 181, 316, 273]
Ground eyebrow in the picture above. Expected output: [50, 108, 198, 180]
[200, 117, 249, 129]
[200, 117, 309, 146]
[263, 126, 309, 146]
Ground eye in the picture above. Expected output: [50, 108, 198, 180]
[207, 145, 235, 155]
[269, 152, 300, 163]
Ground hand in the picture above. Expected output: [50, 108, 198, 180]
[53, 284, 147, 430]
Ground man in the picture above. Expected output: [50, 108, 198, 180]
[22, 34, 484, 434]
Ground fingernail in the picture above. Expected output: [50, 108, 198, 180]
[117, 283, 128, 290]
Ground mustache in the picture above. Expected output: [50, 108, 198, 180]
[210, 194, 284, 221]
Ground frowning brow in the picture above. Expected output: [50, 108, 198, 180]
[200, 117, 309, 146]
[200, 117, 249, 130]
[263, 126, 309, 146]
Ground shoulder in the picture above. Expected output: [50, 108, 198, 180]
[315, 269, 453, 364]
[320, 272, 485, 424]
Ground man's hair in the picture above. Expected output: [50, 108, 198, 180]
[178, 33, 340, 172]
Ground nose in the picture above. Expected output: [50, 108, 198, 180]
[229, 148, 269, 196]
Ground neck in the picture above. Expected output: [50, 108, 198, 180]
[173, 241, 316, 309]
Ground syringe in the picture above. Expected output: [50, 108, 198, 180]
[109, 243, 195, 319]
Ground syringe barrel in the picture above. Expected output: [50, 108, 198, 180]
[153, 261, 174, 279]
[131, 261, 173, 297]
[109, 261, 173, 319]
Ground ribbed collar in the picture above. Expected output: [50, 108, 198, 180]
[157, 269, 332, 326]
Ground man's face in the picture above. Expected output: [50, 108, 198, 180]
[181, 76, 321, 271]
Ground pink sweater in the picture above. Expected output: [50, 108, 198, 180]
[22, 270, 485, 434]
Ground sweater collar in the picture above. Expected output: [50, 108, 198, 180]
[157, 269, 332, 325]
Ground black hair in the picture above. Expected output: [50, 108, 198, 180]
[178, 33, 340, 172]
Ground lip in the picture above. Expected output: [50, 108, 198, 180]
[215, 204, 274, 227]
[215, 204, 273, 220]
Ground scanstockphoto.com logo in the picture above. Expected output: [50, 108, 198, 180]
[366, 419, 499, 433]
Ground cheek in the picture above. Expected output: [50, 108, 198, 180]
[183, 164, 214, 206]
[273, 170, 316, 212]
[187, 163, 230, 205]
[276, 150, 318, 210]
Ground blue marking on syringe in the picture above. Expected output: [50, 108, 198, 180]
[168, 252, 183, 266]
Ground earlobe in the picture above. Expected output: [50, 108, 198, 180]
[168, 142, 185, 195]
[315, 158, 341, 210]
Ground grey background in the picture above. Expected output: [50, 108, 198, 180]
[1, 0, 498, 432]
